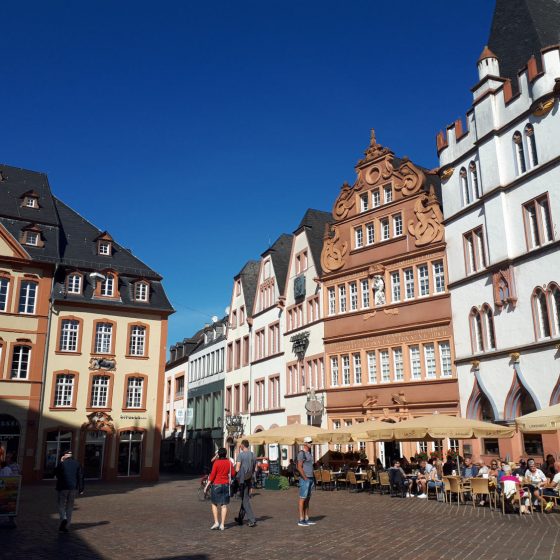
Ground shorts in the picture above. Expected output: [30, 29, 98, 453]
[543, 488, 558, 497]
[211, 484, 230, 506]
[299, 477, 315, 499]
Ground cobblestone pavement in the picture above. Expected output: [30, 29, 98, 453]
[3, 476, 560, 560]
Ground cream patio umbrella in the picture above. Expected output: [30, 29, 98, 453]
[245, 424, 349, 445]
[387, 413, 516, 441]
[515, 403, 560, 433]
[348, 419, 397, 441]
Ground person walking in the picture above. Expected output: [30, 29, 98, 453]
[234, 439, 257, 527]
[204, 447, 235, 530]
[54, 451, 84, 532]
[297, 436, 316, 526]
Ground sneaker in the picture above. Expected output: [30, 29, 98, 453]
[479, 500, 485, 507]
[247, 521, 257, 527]
[305, 519, 316, 525]
[219, 524, 225, 530]
[417, 494, 428, 499]
[545, 501, 554, 513]
[298, 520, 309, 526]
[405, 493, 412, 498]
[211, 523, 220, 530]
[534, 500, 539, 507]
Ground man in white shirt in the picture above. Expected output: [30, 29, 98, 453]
[525, 459, 551, 512]
[542, 460, 560, 512]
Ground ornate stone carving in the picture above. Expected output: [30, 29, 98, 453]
[532, 97, 555, 117]
[510, 352, 521, 363]
[393, 160, 426, 197]
[89, 357, 116, 371]
[440, 167, 454, 182]
[383, 308, 399, 316]
[332, 181, 356, 220]
[368, 264, 385, 277]
[392, 392, 408, 405]
[320, 226, 348, 273]
[373, 275, 386, 306]
[357, 129, 392, 166]
[407, 186, 444, 247]
[492, 266, 517, 308]
[81, 411, 116, 434]
[471, 360, 480, 370]
[363, 157, 394, 186]
[363, 311, 377, 321]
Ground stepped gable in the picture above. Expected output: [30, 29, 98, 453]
[261, 233, 293, 296]
[295, 208, 332, 275]
[237, 260, 260, 319]
[488, 0, 560, 84]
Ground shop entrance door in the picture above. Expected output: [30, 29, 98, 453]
[84, 431, 106, 479]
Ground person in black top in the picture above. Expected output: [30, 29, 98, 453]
[55, 451, 84, 532]
[442, 456, 455, 476]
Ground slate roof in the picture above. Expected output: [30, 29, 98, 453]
[236, 260, 260, 319]
[487, 0, 560, 84]
[261, 233, 293, 297]
[0, 163, 173, 313]
[294, 209, 332, 276]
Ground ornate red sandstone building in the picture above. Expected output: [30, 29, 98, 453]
[321, 132, 460, 465]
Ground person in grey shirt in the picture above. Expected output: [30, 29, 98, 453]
[297, 437, 316, 526]
[234, 439, 256, 527]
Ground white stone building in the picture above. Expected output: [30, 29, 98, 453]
[437, 0, 560, 460]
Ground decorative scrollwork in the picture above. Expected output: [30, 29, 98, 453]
[407, 186, 444, 247]
[532, 97, 555, 117]
[393, 160, 425, 197]
[320, 226, 348, 273]
[332, 181, 355, 220]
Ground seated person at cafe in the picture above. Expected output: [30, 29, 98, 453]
[477, 460, 490, 476]
[542, 454, 557, 478]
[442, 455, 456, 476]
[460, 456, 479, 478]
[415, 459, 432, 499]
[427, 463, 444, 493]
[525, 459, 553, 513]
[543, 460, 560, 507]
[388, 459, 411, 497]
[501, 464, 530, 514]
[488, 460, 501, 479]
[513, 459, 527, 477]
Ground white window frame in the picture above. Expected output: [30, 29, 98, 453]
[367, 351, 377, 384]
[129, 325, 146, 356]
[0, 277, 10, 312]
[418, 264, 429, 297]
[126, 377, 144, 408]
[330, 356, 339, 387]
[134, 282, 149, 302]
[366, 222, 375, 245]
[67, 274, 82, 294]
[91, 375, 110, 408]
[59, 319, 79, 352]
[353, 353, 362, 384]
[393, 214, 403, 237]
[95, 322, 113, 354]
[381, 218, 390, 241]
[361, 279, 370, 309]
[424, 343, 436, 379]
[354, 226, 364, 249]
[433, 261, 445, 294]
[393, 347, 404, 381]
[328, 287, 336, 316]
[349, 282, 358, 311]
[380, 350, 390, 383]
[338, 285, 347, 313]
[410, 345, 421, 380]
[54, 374, 74, 407]
[372, 190, 380, 208]
[360, 193, 369, 212]
[404, 268, 414, 300]
[439, 341, 452, 378]
[342, 355, 350, 386]
[10, 345, 31, 379]
[100, 274, 115, 297]
[18, 281, 37, 314]
[384, 186, 393, 204]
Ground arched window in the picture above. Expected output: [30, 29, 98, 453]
[470, 308, 484, 353]
[469, 161, 480, 199]
[513, 131, 526, 175]
[460, 167, 471, 206]
[100, 273, 115, 297]
[483, 304, 496, 350]
[533, 288, 551, 339]
[525, 124, 538, 168]
[549, 284, 560, 337]
[480, 394, 495, 422]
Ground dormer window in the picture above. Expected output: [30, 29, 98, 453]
[20, 224, 43, 247]
[66, 273, 82, 295]
[98, 241, 111, 255]
[134, 281, 149, 302]
[26, 232, 39, 246]
[20, 190, 40, 209]
[100, 273, 115, 297]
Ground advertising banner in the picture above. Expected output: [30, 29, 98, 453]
[0, 476, 21, 517]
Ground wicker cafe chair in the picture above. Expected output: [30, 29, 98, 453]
[500, 481, 532, 516]
[366, 469, 379, 494]
[378, 471, 391, 495]
[321, 469, 334, 491]
[313, 469, 323, 489]
[426, 480, 445, 502]
[470, 477, 495, 509]
[346, 471, 365, 492]
[448, 477, 469, 506]
[442, 477, 451, 503]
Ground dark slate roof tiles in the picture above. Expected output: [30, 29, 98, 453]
[294, 209, 332, 276]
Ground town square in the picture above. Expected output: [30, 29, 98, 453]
[1, 1, 560, 559]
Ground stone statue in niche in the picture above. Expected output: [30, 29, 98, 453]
[373, 275, 386, 306]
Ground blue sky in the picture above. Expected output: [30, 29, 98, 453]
[1, 0, 495, 347]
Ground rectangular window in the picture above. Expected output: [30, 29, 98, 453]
[367, 351, 377, 384]
[10, 345, 30, 379]
[129, 325, 146, 356]
[328, 287, 336, 316]
[404, 268, 414, 300]
[330, 356, 339, 387]
[54, 374, 74, 407]
[338, 285, 347, 313]
[372, 190, 380, 207]
[0, 277, 9, 312]
[391, 271, 401, 303]
[439, 341, 452, 377]
[381, 218, 390, 241]
[126, 377, 144, 408]
[100, 274, 115, 297]
[410, 345, 421, 380]
[176, 376, 184, 398]
[361, 279, 370, 308]
[18, 281, 37, 314]
[384, 186, 393, 204]
[134, 282, 148, 302]
[393, 347, 404, 381]
[67, 274, 82, 294]
[95, 323, 113, 354]
[418, 264, 429, 297]
[393, 214, 403, 236]
[353, 353, 362, 384]
[424, 343, 436, 378]
[366, 222, 375, 245]
[524, 195, 554, 249]
[380, 350, 390, 383]
[91, 375, 109, 408]
[342, 355, 350, 385]
[464, 227, 486, 274]
[59, 319, 79, 352]
[349, 282, 358, 311]
[433, 261, 445, 293]
[354, 227, 364, 248]
[98, 241, 111, 255]
[360, 193, 369, 212]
